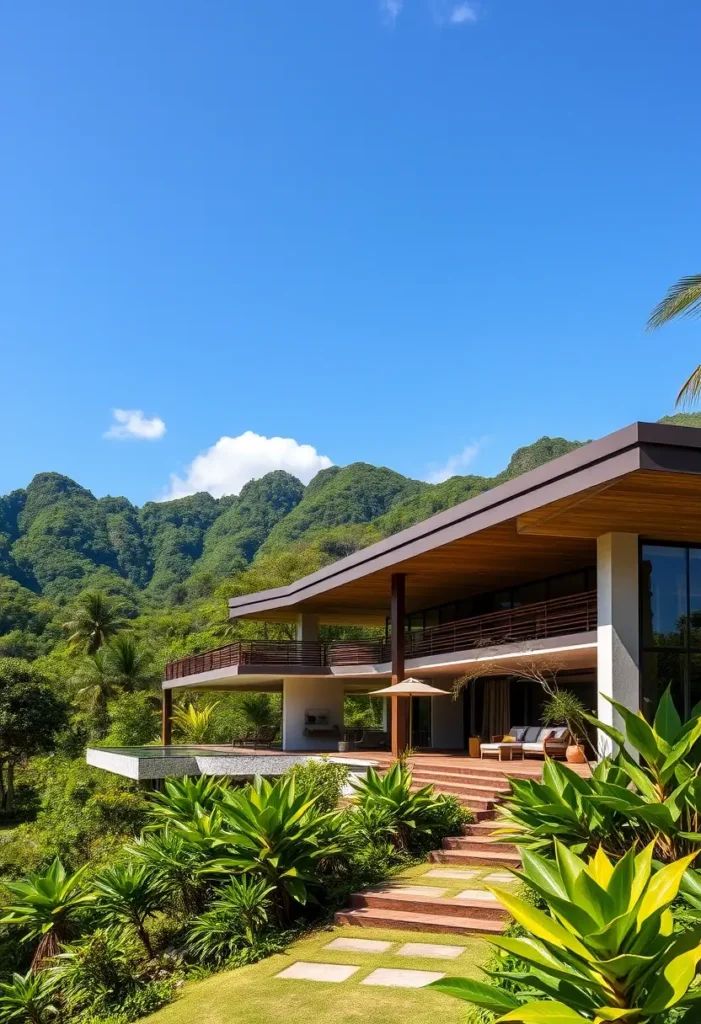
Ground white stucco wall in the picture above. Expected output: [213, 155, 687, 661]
[597, 532, 640, 755]
[282, 677, 345, 751]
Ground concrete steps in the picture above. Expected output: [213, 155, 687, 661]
[429, 846, 521, 868]
[334, 906, 507, 936]
[441, 835, 518, 855]
[347, 889, 508, 922]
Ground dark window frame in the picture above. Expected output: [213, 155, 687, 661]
[640, 539, 701, 719]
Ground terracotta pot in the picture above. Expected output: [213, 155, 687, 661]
[566, 743, 587, 764]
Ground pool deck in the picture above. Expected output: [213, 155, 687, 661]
[86, 744, 591, 781]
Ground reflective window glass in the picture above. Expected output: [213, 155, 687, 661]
[641, 545, 687, 647]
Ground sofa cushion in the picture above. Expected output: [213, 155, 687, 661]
[509, 727, 527, 741]
[524, 727, 541, 743]
[550, 727, 569, 740]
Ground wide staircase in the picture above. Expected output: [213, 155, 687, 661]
[335, 757, 522, 936]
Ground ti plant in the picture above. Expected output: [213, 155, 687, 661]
[497, 687, 701, 864]
[430, 840, 701, 1023]
[585, 685, 701, 862]
[496, 757, 633, 859]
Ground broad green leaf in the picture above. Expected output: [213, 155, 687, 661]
[555, 839, 586, 901]
[631, 843, 654, 908]
[638, 853, 698, 925]
[491, 937, 606, 992]
[428, 977, 519, 1011]
[661, 722, 701, 783]
[583, 711, 626, 751]
[654, 684, 683, 745]
[488, 887, 592, 959]
[520, 847, 570, 900]
[602, 696, 662, 767]
[643, 940, 701, 1012]
[498, 1001, 589, 1023]
[589, 847, 614, 888]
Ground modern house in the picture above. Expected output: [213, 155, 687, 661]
[160, 421, 701, 758]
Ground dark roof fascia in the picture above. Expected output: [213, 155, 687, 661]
[228, 422, 701, 619]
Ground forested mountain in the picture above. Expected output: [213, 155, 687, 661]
[0, 416, 696, 636]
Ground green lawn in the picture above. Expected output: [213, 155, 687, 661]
[142, 858, 517, 1024]
[143, 923, 488, 1024]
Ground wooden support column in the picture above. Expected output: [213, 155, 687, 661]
[390, 572, 409, 757]
[162, 688, 173, 746]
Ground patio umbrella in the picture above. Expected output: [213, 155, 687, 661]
[367, 678, 450, 748]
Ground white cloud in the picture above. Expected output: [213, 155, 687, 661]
[380, 0, 403, 22]
[104, 409, 166, 441]
[425, 440, 485, 483]
[449, 2, 478, 23]
[165, 430, 333, 500]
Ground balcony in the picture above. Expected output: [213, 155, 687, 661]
[165, 590, 597, 682]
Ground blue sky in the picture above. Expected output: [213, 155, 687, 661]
[1, 1, 700, 505]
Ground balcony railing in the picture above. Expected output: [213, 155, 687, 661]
[164, 589, 597, 681]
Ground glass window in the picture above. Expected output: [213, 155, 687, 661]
[515, 580, 547, 607]
[642, 650, 685, 719]
[549, 571, 587, 600]
[424, 608, 440, 629]
[690, 551, 701, 649]
[641, 545, 687, 647]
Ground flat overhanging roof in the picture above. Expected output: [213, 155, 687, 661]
[228, 422, 701, 625]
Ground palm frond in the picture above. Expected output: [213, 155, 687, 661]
[647, 274, 701, 329]
[676, 363, 701, 407]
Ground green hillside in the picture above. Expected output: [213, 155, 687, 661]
[0, 416, 696, 623]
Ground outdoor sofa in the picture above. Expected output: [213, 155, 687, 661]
[479, 725, 570, 760]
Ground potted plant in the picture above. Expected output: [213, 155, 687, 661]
[540, 688, 591, 763]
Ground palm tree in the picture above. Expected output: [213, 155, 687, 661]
[0, 860, 94, 969]
[72, 653, 117, 740]
[64, 591, 127, 654]
[104, 634, 154, 691]
[648, 274, 701, 405]
[93, 863, 162, 959]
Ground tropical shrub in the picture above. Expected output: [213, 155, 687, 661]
[285, 757, 349, 813]
[92, 863, 162, 958]
[586, 686, 701, 862]
[149, 775, 225, 826]
[1, 859, 94, 968]
[498, 686, 701, 863]
[128, 826, 210, 917]
[172, 702, 219, 744]
[350, 762, 453, 850]
[342, 802, 399, 851]
[51, 928, 142, 1015]
[187, 876, 274, 961]
[201, 776, 345, 922]
[431, 840, 701, 1023]
[496, 756, 632, 858]
[0, 971, 58, 1024]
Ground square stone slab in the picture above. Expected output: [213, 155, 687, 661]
[361, 968, 445, 988]
[424, 868, 479, 880]
[324, 938, 391, 954]
[455, 888, 499, 901]
[276, 962, 359, 983]
[483, 872, 516, 884]
[397, 942, 466, 960]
